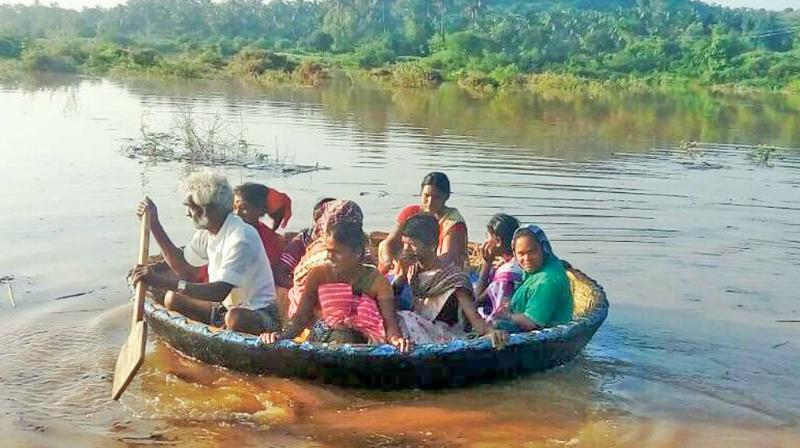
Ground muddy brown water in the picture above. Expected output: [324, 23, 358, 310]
[1, 74, 799, 447]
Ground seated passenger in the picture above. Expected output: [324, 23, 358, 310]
[285, 200, 368, 317]
[194, 182, 291, 283]
[391, 213, 506, 347]
[492, 225, 573, 333]
[259, 222, 410, 352]
[474, 213, 523, 321]
[378, 172, 467, 273]
[272, 197, 335, 289]
[233, 183, 289, 270]
[130, 171, 279, 335]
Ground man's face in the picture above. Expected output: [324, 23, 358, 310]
[185, 196, 209, 230]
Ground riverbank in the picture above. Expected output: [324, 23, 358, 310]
[2, 38, 799, 98]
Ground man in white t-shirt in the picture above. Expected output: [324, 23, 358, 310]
[130, 170, 279, 334]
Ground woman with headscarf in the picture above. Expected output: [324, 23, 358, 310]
[378, 172, 468, 273]
[272, 197, 335, 289]
[491, 225, 573, 333]
[259, 221, 411, 351]
[285, 199, 367, 319]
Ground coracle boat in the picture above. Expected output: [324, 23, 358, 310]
[143, 233, 608, 389]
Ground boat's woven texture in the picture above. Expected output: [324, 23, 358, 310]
[144, 267, 608, 389]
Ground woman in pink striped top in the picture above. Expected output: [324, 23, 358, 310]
[259, 221, 411, 352]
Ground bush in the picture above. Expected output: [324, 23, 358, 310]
[129, 48, 158, 67]
[391, 60, 442, 87]
[85, 43, 126, 73]
[22, 51, 77, 73]
[352, 39, 395, 68]
[457, 71, 499, 92]
[154, 55, 211, 78]
[227, 47, 296, 77]
[293, 60, 326, 85]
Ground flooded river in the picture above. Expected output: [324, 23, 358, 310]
[1, 75, 799, 447]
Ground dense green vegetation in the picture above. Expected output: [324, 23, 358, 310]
[0, 0, 798, 91]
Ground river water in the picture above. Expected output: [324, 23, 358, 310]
[1, 74, 799, 447]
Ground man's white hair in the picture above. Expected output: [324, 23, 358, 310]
[181, 169, 233, 213]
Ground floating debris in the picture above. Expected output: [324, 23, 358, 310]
[679, 160, 725, 170]
[6, 282, 15, 308]
[53, 290, 94, 301]
[748, 144, 783, 167]
[679, 140, 703, 158]
[122, 108, 328, 175]
[0, 276, 15, 308]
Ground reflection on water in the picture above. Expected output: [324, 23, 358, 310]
[0, 75, 799, 447]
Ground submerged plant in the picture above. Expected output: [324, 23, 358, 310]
[123, 108, 324, 175]
[748, 144, 782, 167]
[679, 140, 703, 158]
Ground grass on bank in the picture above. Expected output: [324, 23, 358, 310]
[2, 38, 799, 97]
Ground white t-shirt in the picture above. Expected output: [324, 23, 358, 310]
[184, 213, 276, 310]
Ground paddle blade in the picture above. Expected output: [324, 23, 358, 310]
[111, 320, 147, 401]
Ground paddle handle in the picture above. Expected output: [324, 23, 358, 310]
[132, 210, 150, 326]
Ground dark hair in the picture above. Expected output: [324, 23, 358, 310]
[328, 221, 366, 252]
[313, 197, 335, 219]
[512, 227, 537, 248]
[488, 213, 520, 255]
[420, 172, 451, 197]
[401, 213, 439, 248]
[233, 183, 268, 215]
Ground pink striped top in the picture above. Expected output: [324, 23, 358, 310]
[318, 283, 386, 343]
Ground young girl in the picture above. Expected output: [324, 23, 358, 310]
[474, 213, 524, 322]
[260, 221, 411, 352]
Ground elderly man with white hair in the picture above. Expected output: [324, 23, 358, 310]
[130, 170, 279, 335]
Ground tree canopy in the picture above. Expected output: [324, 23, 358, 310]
[1, 0, 798, 88]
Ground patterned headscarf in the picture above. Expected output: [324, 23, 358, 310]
[288, 199, 367, 312]
[512, 224, 554, 258]
[313, 199, 364, 239]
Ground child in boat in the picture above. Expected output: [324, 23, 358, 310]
[233, 183, 291, 270]
[491, 225, 573, 332]
[474, 213, 524, 322]
[194, 183, 291, 283]
[259, 221, 411, 352]
[391, 213, 507, 348]
[378, 172, 468, 273]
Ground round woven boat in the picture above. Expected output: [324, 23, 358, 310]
[143, 233, 608, 388]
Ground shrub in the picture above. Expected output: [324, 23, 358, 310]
[293, 60, 326, 86]
[22, 52, 77, 73]
[391, 60, 442, 87]
[227, 47, 296, 77]
[457, 71, 499, 92]
[353, 39, 395, 68]
[129, 48, 158, 67]
[85, 43, 126, 73]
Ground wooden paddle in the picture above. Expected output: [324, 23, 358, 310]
[111, 210, 150, 400]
